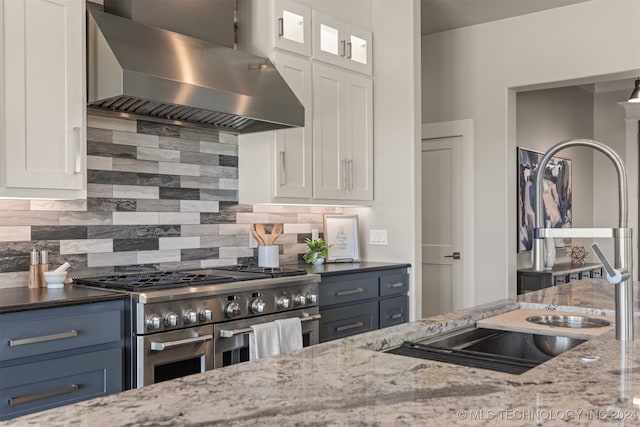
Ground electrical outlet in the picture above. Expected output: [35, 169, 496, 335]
[369, 229, 388, 245]
[312, 228, 319, 240]
[249, 233, 258, 248]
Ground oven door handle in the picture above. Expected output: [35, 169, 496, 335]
[150, 334, 213, 351]
[219, 314, 321, 338]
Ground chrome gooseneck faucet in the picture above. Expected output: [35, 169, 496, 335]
[532, 139, 634, 341]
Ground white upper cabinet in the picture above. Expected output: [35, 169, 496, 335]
[272, 52, 313, 198]
[0, 0, 86, 199]
[237, 0, 311, 58]
[239, 52, 313, 204]
[312, 11, 372, 76]
[274, 0, 312, 56]
[237, 0, 373, 205]
[313, 63, 372, 201]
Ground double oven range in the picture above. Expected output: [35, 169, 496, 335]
[74, 266, 320, 389]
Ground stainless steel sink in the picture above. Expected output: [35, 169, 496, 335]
[526, 315, 611, 328]
[386, 327, 585, 374]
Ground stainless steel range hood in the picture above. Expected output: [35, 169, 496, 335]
[87, 3, 304, 133]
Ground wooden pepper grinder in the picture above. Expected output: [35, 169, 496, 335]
[28, 249, 39, 289]
[38, 250, 49, 287]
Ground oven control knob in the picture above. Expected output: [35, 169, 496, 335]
[277, 296, 290, 309]
[306, 293, 318, 304]
[250, 299, 266, 314]
[225, 302, 242, 318]
[184, 310, 197, 324]
[165, 312, 179, 327]
[294, 294, 307, 306]
[146, 314, 162, 330]
[200, 308, 213, 321]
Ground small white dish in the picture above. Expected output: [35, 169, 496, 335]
[44, 271, 67, 289]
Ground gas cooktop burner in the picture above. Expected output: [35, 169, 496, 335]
[74, 271, 234, 292]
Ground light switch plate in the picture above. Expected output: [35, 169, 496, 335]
[369, 229, 388, 245]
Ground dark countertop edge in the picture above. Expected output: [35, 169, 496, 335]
[0, 286, 127, 313]
[0, 261, 411, 312]
[286, 261, 411, 277]
[517, 262, 601, 274]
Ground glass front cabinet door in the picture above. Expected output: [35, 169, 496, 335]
[312, 11, 372, 75]
[274, 0, 312, 56]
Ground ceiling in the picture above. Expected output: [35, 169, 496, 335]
[421, 0, 590, 35]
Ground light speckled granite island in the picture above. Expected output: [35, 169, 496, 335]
[3, 279, 640, 426]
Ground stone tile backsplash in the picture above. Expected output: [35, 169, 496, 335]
[0, 115, 340, 288]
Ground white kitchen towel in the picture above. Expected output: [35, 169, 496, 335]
[275, 317, 303, 354]
[249, 321, 281, 361]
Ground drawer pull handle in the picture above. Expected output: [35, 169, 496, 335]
[220, 314, 321, 338]
[9, 384, 79, 406]
[8, 330, 78, 347]
[150, 335, 213, 351]
[391, 313, 403, 319]
[389, 282, 404, 288]
[336, 321, 364, 332]
[336, 288, 364, 297]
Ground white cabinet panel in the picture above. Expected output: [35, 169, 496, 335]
[0, 0, 86, 198]
[313, 63, 372, 201]
[273, 52, 313, 198]
[312, 64, 346, 200]
[345, 73, 373, 200]
[239, 52, 313, 203]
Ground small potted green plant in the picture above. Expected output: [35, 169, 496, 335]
[303, 238, 331, 265]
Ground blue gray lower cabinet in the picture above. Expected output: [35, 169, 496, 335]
[0, 299, 125, 420]
[319, 268, 409, 342]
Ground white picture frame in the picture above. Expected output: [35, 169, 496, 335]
[323, 214, 360, 262]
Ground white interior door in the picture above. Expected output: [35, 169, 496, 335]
[422, 137, 464, 317]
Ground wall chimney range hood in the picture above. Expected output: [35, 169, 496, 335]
[87, 1, 304, 133]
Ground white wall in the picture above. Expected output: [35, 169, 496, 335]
[515, 86, 595, 268]
[422, 0, 640, 304]
[347, 0, 421, 318]
[593, 88, 633, 259]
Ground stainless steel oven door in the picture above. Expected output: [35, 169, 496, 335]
[136, 325, 213, 388]
[213, 307, 319, 369]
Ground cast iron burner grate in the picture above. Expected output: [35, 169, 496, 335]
[74, 271, 234, 292]
[212, 265, 307, 277]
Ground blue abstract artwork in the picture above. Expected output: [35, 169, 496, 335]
[517, 147, 572, 252]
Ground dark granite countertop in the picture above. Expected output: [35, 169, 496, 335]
[284, 261, 410, 276]
[0, 285, 127, 313]
[0, 262, 409, 312]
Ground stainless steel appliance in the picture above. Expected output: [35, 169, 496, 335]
[73, 267, 319, 388]
[86, 1, 304, 133]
